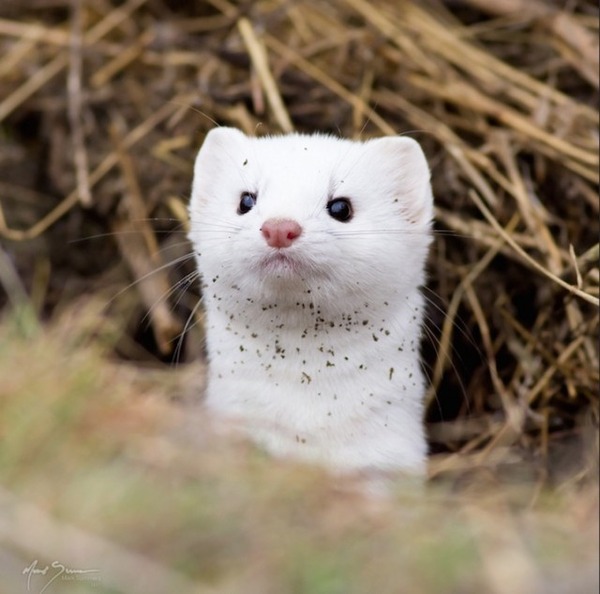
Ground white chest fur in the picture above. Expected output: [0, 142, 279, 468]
[189, 128, 434, 479]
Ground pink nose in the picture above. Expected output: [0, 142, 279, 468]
[261, 218, 302, 248]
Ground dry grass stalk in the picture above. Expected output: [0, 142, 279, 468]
[0, 0, 597, 486]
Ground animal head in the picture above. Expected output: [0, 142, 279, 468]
[189, 128, 433, 306]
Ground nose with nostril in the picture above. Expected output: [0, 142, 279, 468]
[261, 218, 303, 248]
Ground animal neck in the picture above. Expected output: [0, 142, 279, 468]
[207, 285, 424, 352]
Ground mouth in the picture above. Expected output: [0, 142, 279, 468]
[260, 251, 304, 276]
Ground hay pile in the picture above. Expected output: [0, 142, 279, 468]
[0, 0, 598, 483]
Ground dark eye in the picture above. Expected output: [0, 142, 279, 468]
[238, 191, 257, 215]
[327, 198, 353, 222]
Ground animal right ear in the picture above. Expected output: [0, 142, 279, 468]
[191, 127, 248, 201]
[198, 127, 247, 157]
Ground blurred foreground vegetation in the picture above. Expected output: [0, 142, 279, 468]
[0, 0, 598, 592]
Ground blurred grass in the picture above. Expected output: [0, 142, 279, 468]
[0, 1, 598, 592]
[0, 0, 597, 463]
[0, 305, 597, 594]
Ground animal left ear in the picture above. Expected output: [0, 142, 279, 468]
[364, 136, 433, 227]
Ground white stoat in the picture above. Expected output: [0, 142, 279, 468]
[189, 127, 433, 486]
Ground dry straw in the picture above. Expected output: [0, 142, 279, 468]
[0, 0, 597, 484]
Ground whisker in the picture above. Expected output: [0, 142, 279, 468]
[331, 229, 422, 235]
[421, 317, 472, 419]
[172, 296, 204, 366]
[176, 103, 220, 128]
[192, 217, 242, 233]
[330, 228, 467, 238]
[422, 286, 482, 355]
[69, 229, 188, 244]
[170, 270, 201, 307]
[139, 268, 200, 331]
[106, 252, 197, 308]
[194, 228, 240, 234]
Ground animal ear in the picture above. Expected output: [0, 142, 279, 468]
[191, 127, 248, 201]
[364, 136, 433, 227]
[198, 126, 247, 157]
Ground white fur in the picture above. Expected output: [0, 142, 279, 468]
[189, 128, 433, 480]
